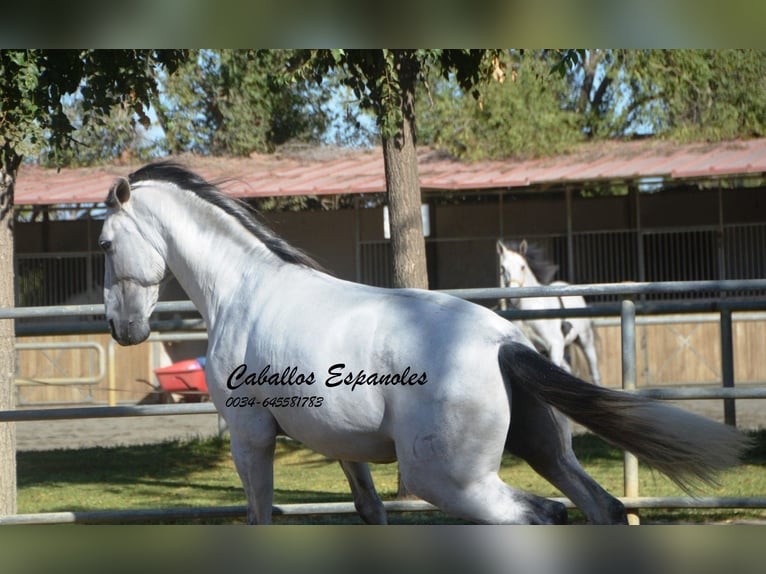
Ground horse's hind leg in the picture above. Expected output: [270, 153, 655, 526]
[506, 386, 626, 524]
[400, 458, 567, 525]
[339, 460, 387, 524]
[395, 411, 567, 524]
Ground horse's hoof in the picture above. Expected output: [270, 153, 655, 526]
[551, 500, 568, 524]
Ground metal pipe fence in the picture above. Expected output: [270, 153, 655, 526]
[2, 279, 766, 524]
[14, 341, 105, 387]
[5, 496, 766, 526]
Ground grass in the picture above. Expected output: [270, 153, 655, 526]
[16, 430, 766, 525]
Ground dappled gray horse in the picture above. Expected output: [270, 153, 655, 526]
[497, 239, 602, 385]
[100, 162, 745, 524]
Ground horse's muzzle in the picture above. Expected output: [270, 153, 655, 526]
[109, 317, 151, 346]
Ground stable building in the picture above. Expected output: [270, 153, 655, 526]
[11, 138, 766, 407]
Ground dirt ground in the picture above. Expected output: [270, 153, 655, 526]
[15, 411, 223, 452]
[13, 397, 765, 452]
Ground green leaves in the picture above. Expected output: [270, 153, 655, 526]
[416, 52, 583, 160]
[292, 50, 510, 143]
[418, 49, 766, 160]
[157, 49, 333, 156]
[549, 49, 586, 77]
[1, 49, 188, 169]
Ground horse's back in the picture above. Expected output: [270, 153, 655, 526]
[212, 271, 523, 450]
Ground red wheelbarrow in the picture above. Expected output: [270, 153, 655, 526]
[153, 357, 209, 402]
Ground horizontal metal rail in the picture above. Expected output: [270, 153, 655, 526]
[0, 500, 436, 525]
[442, 279, 766, 300]
[3, 279, 766, 321]
[4, 496, 766, 525]
[15, 319, 206, 337]
[0, 402, 216, 422]
[0, 300, 198, 320]
[3, 386, 766, 424]
[11, 305, 766, 336]
[5, 280, 766, 337]
[593, 311, 766, 328]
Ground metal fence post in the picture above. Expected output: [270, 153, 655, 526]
[107, 339, 117, 407]
[720, 308, 736, 426]
[621, 299, 640, 525]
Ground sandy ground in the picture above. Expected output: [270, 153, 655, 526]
[13, 397, 765, 452]
[15, 411, 223, 452]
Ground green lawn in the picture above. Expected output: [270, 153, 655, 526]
[16, 431, 766, 524]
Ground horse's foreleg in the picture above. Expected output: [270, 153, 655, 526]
[339, 460, 388, 524]
[230, 430, 276, 524]
[580, 339, 602, 386]
[573, 324, 602, 386]
[547, 339, 571, 373]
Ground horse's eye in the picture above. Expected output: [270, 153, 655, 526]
[99, 239, 112, 252]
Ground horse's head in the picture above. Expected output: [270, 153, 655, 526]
[496, 239, 558, 287]
[497, 239, 530, 287]
[99, 177, 168, 346]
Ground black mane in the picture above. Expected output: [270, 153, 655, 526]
[504, 240, 559, 285]
[128, 161, 322, 270]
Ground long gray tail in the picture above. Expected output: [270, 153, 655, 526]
[499, 341, 749, 492]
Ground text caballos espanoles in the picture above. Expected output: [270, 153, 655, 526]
[226, 363, 428, 392]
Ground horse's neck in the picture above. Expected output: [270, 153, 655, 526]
[516, 268, 545, 309]
[525, 268, 542, 288]
[146, 191, 284, 327]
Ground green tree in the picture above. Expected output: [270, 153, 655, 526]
[417, 51, 583, 159]
[418, 50, 766, 161]
[552, 49, 766, 142]
[621, 50, 766, 141]
[156, 50, 336, 156]
[0, 49, 187, 515]
[35, 97, 158, 168]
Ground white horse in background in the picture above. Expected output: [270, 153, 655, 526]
[497, 239, 602, 386]
[99, 162, 745, 525]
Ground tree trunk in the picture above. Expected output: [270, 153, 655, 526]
[383, 55, 428, 499]
[0, 154, 19, 516]
[383, 133, 428, 291]
[383, 62, 428, 292]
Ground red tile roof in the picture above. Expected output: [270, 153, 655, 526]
[14, 138, 766, 206]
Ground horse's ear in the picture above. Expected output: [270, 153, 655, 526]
[519, 239, 528, 256]
[107, 177, 131, 208]
[496, 240, 507, 255]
